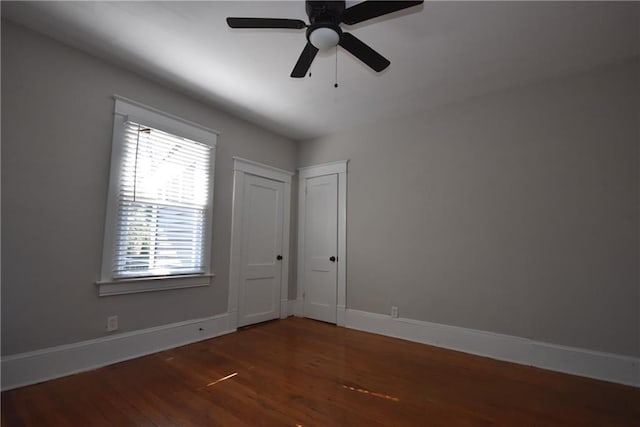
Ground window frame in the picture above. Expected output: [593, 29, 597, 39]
[98, 96, 218, 296]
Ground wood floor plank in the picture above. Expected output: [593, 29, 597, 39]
[2, 318, 638, 426]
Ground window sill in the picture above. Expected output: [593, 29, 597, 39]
[96, 274, 214, 297]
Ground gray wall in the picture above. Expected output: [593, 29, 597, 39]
[299, 58, 640, 357]
[1, 20, 297, 355]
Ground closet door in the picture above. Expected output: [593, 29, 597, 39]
[237, 174, 284, 327]
[302, 174, 339, 324]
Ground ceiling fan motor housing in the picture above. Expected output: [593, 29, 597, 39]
[305, 1, 345, 50]
[305, 1, 345, 24]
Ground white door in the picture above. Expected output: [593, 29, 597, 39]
[303, 174, 338, 323]
[238, 174, 284, 327]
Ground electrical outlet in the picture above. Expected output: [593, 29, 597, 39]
[107, 315, 118, 332]
[391, 306, 399, 318]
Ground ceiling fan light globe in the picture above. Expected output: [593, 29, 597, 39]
[309, 27, 340, 50]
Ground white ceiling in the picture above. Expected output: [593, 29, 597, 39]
[3, 1, 639, 141]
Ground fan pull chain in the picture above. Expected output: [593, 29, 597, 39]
[334, 46, 339, 88]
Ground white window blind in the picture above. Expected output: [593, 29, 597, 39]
[112, 121, 212, 279]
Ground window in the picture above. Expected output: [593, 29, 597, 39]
[99, 97, 217, 296]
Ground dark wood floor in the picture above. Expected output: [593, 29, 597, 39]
[2, 318, 638, 426]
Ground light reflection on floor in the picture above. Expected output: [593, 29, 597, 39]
[206, 372, 238, 387]
[341, 384, 400, 402]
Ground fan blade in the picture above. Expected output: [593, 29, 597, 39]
[291, 42, 319, 78]
[339, 32, 390, 72]
[341, 1, 423, 25]
[226, 17, 306, 29]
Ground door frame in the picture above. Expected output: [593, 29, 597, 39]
[297, 160, 348, 326]
[228, 157, 294, 329]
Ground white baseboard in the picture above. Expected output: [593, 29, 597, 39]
[5, 309, 636, 391]
[1, 312, 235, 391]
[345, 309, 639, 387]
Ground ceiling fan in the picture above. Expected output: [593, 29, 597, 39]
[226, 1, 424, 78]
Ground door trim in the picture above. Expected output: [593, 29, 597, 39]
[228, 157, 294, 329]
[297, 160, 348, 326]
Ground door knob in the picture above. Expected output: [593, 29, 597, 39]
[277, 255, 283, 260]
[329, 256, 336, 262]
